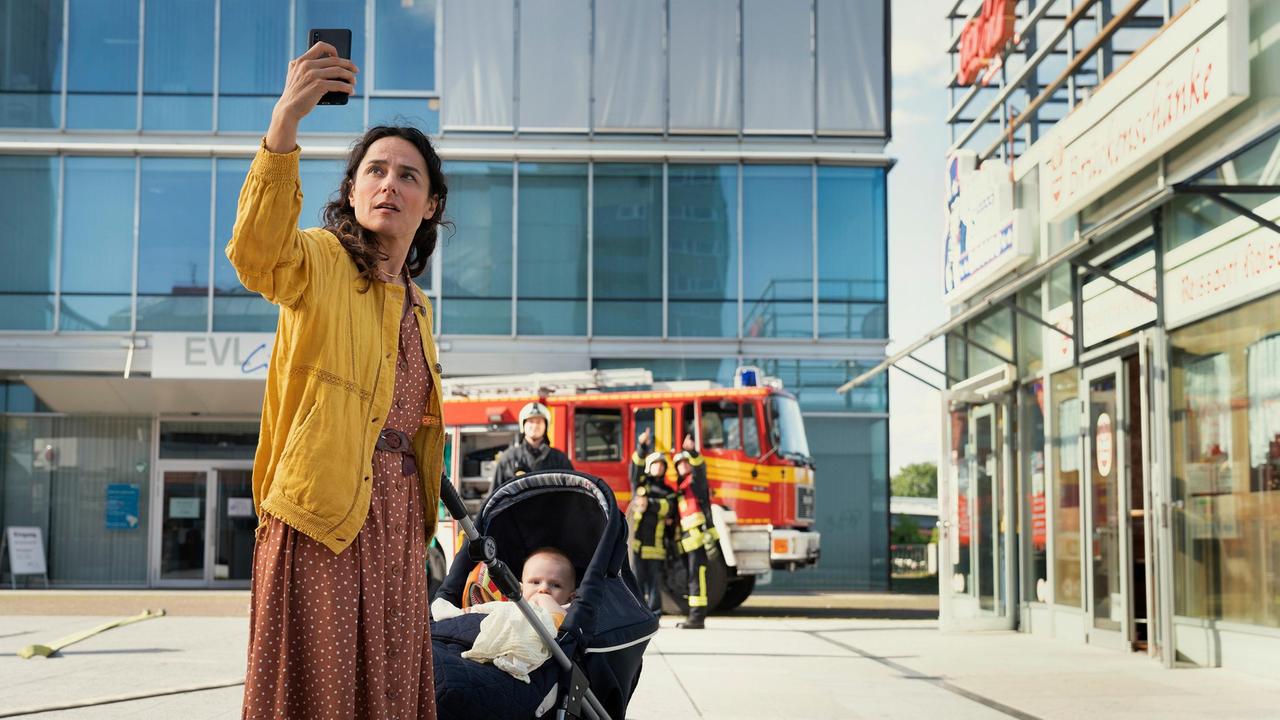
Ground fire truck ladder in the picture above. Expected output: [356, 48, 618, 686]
[441, 368, 655, 399]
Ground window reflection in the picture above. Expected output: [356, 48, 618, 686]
[817, 166, 886, 339]
[743, 165, 811, 338]
[217, 0, 288, 132]
[137, 158, 211, 331]
[0, 156, 57, 329]
[517, 163, 587, 336]
[61, 157, 135, 331]
[669, 164, 737, 337]
[67, 0, 138, 130]
[442, 162, 513, 335]
[374, 0, 436, 92]
[594, 164, 662, 336]
[142, 0, 213, 130]
[1051, 369, 1083, 608]
[0, 0, 63, 128]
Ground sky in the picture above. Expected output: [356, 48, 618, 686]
[885, 0, 954, 475]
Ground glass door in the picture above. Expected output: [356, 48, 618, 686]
[1083, 359, 1131, 648]
[152, 460, 255, 587]
[158, 469, 207, 584]
[212, 468, 255, 586]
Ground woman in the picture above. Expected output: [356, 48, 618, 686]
[231, 40, 448, 719]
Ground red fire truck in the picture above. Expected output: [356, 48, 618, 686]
[430, 367, 820, 612]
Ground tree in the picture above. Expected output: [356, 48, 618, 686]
[891, 462, 937, 498]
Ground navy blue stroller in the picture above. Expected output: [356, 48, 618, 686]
[432, 470, 659, 720]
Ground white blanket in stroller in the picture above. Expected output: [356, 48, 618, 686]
[432, 598, 558, 683]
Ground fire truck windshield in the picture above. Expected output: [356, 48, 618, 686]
[768, 394, 811, 462]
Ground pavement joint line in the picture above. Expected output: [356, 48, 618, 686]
[807, 631, 1044, 720]
[0, 679, 246, 718]
[651, 637, 704, 718]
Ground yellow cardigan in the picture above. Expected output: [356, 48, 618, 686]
[226, 142, 443, 555]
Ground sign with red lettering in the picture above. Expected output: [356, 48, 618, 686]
[957, 0, 1016, 86]
[1039, 0, 1248, 223]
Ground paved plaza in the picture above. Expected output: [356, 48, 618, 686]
[2, 592, 1278, 719]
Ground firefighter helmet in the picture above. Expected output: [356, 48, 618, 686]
[518, 401, 550, 428]
[644, 450, 668, 473]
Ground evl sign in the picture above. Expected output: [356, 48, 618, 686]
[151, 333, 274, 379]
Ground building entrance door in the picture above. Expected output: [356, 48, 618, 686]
[941, 399, 1016, 630]
[1082, 358, 1134, 649]
[151, 460, 255, 587]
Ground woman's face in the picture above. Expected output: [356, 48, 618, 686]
[349, 136, 438, 249]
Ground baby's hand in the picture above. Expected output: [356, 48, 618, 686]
[529, 593, 564, 615]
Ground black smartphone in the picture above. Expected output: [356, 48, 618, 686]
[309, 28, 353, 106]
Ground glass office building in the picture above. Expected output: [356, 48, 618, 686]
[0, 0, 891, 591]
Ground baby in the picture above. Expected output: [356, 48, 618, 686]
[521, 547, 576, 625]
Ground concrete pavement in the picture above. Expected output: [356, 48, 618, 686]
[2, 596, 1278, 719]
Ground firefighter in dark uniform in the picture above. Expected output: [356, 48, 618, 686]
[492, 401, 574, 489]
[628, 428, 675, 614]
[671, 434, 718, 629]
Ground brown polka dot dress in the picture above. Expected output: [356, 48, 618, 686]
[243, 283, 437, 719]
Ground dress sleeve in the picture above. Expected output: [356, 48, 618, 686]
[225, 140, 315, 308]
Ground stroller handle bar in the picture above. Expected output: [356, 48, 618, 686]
[438, 473, 612, 720]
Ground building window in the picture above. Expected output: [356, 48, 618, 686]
[817, 165, 886, 339]
[213, 158, 277, 332]
[0, 156, 58, 329]
[440, 0, 513, 130]
[61, 157, 135, 331]
[142, 0, 214, 130]
[743, 165, 812, 338]
[1170, 292, 1280, 628]
[592, 0, 663, 131]
[668, 0, 739, 133]
[442, 162, 513, 335]
[67, 0, 139, 129]
[701, 399, 743, 451]
[742, 0, 812, 133]
[374, 0, 437, 92]
[574, 408, 622, 463]
[1050, 369, 1083, 608]
[137, 158, 211, 331]
[516, 163, 587, 336]
[217, 0, 288, 132]
[0, 0, 63, 128]
[668, 164, 738, 338]
[1021, 380, 1047, 603]
[593, 164, 662, 336]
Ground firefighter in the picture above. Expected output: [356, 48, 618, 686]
[628, 428, 675, 614]
[671, 434, 718, 629]
[492, 401, 574, 488]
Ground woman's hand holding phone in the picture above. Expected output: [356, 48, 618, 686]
[266, 42, 358, 153]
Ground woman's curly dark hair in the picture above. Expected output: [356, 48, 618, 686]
[323, 125, 448, 286]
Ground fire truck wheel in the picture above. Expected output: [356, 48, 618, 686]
[427, 541, 447, 600]
[714, 575, 756, 613]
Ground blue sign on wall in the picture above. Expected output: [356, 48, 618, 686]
[105, 484, 140, 529]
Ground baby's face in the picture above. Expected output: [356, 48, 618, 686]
[521, 552, 575, 605]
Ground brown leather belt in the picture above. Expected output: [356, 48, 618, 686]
[375, 428, 417, 477]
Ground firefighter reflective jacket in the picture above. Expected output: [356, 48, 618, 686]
[675, 450, 719, 554]
[628, 441, 675, 560]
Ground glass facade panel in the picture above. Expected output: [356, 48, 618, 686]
[669, 164, 738, 337]
[742, 0, 812, 133]
[1022, 380, 1047, 602]
[61, 157, 135, 331]
[746, 359, 887, 414]
[517, 163, 587, 336]
[816, 0, 885, 134]
[217, 0, 288, 132]
[1171, 292, 1280, 628]
[2, 415, 151, 585]
[968, 307, 1013, 377]
[142, 0, 213, 130]
[668, 0, 739, 132]
[1051, 369, 1083, 607]
[440, 0, 513, 130]
[374, 0, 436, 92]
[593, 164, 662, 336]
[137, 158, 211, 331]
[743, 165, 811, 338]
[442, 161, 513, 335]
[293, 0, 365, 134]
[213, 158, 277, 332]
[66, 0, 138, 129]
[518, 0, 589, 131]
[1017, 286, 1044, 378]
[818, 166, 886, 339]
[0, 156, 58, 329]
[0, 0, 63, 128]
[593, 0, 663, 131]
[369, 98, 439, 134]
